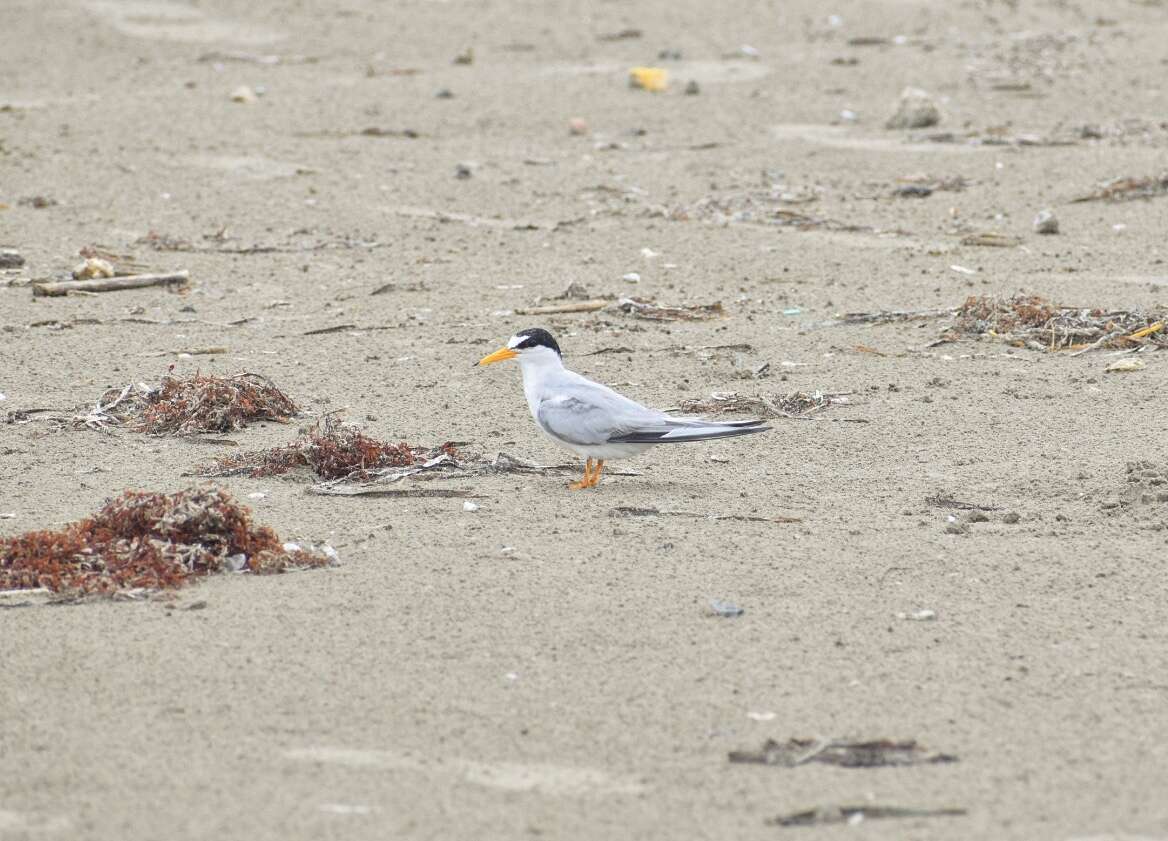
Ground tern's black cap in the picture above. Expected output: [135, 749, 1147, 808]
[514, 327, 561, 357]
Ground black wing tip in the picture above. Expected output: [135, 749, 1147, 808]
[609, 423, 771, 444]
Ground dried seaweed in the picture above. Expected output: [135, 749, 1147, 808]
[0, 486, 328, 594]
[78, 372, 298, 434]
[675, 391, 848, 419]
[1072, 172, 1168, 203]
[615, 297, 724, 321]
[198, 418, 457, 481]
[949, 295, 1167, 352]
[729, 738, 957, 768]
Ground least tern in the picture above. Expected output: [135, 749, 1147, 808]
[477, 327, 770, 490]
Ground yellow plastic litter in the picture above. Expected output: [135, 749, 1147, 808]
[1127, 321, 1164, 341]
[629, 67, 668, 92]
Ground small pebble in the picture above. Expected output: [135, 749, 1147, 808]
[0, 248, 24, 269]
[709, 599, 744, 618]
[886, 86, 940, 129]
[230, 85, 258, 103]
[568, 117, 589, 135]
[684, 80, 700, 95]
[463, 501, 479, 512]
[622, 272, 641, 283]
[1105, 358, 1145, 373]
[455, 162, 474, 179]
[1033, 209, 1059, 234]
[896, 609, 937, 621]
[1002, 512, 1020, 524]
[435, 88, 454, 99]
[944, 521, 969, 535]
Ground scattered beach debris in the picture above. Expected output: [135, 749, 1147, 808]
[308, 485, 478, 499]
[72, 257, 114, 279]
[708, 599, 744, 618]
[18, 195, 57, 209]
[837, 307, 953, 325]
[302, 451, 644, 497]
[1105, 358, 1146, 373]
[629, 67, 668, 92]
[1108, 460, 1168, 513]
[675, 391, 851, 420]
[197, 418, 457, 481]
[77, 372, 298, 435]
[1033, 209, 1059, 234]
[615, 297, 724, 321]
[452, 47, 474, 65]
[0, 486, 329, 594]
[32, 271, 190, 297]
[886, 87, 940, 129]
[598, 28, 641, 41]
[230, 85, 258, 103]
[729, 738, 957, 768]
[514, 299, 610, 316]
[896, 609, 937, 621]
[960, 232, 1022, 248]
[949, 295, 1167, 353]
[925, 491, 1001, 512]
[612, 506, 801, 524]
[768, 804, 966, 828]
[891, 174, 968, 198]
[1071, 172, 1168, 203]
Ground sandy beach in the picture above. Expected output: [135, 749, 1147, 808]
[2, 0, 1167, 838]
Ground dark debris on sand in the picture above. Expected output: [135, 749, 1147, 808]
[0, 486, 329, 594]
[197, 418, 459, 481]
[949, 295, 1166, 351]
[78, 372, 299, 435]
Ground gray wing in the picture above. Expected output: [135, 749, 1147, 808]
[536, 380, 769, 446]
[536, 393, 650, 445]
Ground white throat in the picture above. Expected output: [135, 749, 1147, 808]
[516, 347, 565, 415]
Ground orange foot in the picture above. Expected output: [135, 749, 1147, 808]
[568, 458, 595, 490]
[586, 459, 606, 488]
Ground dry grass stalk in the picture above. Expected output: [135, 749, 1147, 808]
[199, 418, 458, 481]
[78, 372, 299, 434]
[0, 486, 328, 594]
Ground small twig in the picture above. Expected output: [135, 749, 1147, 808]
[514, 299, 611, 316]
[32, 271, 190, 297]
[791, 738, 833, 766]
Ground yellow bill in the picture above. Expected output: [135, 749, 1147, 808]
[477, 346, 518, 366]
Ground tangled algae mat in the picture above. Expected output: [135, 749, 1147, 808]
[0, 487, 328, 594]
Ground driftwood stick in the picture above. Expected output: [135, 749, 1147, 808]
[32, 271, 190, 297]
[514, 299, 611, 316]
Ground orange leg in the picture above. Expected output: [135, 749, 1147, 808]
[587, 459, 606, 488]
[569, 458, 595, 490]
